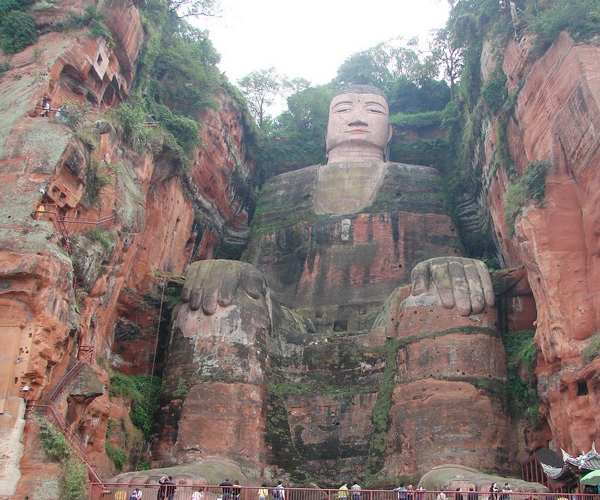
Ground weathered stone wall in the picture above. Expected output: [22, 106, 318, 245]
[487, 33, 600, 455]
[0, 2, 256, 493]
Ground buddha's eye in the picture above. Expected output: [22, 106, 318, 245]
[336, 108, 350, 113]
[367, 109, 385, 114]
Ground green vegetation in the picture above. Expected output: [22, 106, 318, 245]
[530, 0, 600, 49]
[75, 123, 100, 149]
[114, 319, 143, 341]
[86, 227, 114, 249]
[106, 418, 116, 438]
[39, 418, 71, 462]
[54, 4, 113, 46]
[110, 101, 158, 154]
[0, 58, 10, 76]
[62, 459, 87, 500]
[105, 442, 128, 470]
[504, 160, 551, 236]
[502, 331, 540, 428]
[582, 331, 600, 361]
[172, 376, 189, 398]
[0, 10, 37, 54]
[390, 111, 442, 129]
[37, 419, 88, 499]
[365, 339, 398, 481]
[390, 137, 452, 167]
[85, 158, 112, 205]
[481, 64, 507, 115]
[108, 372, 163, 440]
[63, 101, 92, 132]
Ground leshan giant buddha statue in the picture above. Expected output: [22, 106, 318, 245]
[154, 86, 515, 481]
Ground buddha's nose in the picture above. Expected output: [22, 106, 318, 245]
[348, 106, 368, 126]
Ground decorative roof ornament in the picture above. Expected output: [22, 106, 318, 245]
[561, 444, 600, 471]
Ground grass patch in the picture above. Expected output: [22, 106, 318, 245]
[39, 418, 71, 462]
[481, 64, 507, 115]
[85, 157, 112, 204]
[504, 161, 551, 236]
[62, 459, 87, 500]
[37, 419, 88, 499]
[582, 331, 600, 361]
[172, 376, 189, 398]
[502, 331, 539, 428]
[86, 227, 114, 249]
[365, 339, 398, 480]
[105, 442, 128, 471]
[530, 0, 600, 48]
[390, 111, 442, 129]
[108, 372, 163, 440]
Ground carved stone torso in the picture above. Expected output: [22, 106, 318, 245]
[246, 162, 462, 331]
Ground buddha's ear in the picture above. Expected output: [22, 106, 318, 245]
[384, 124, 393, 162]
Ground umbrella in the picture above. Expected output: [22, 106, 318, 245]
[580, 469, 600, 486]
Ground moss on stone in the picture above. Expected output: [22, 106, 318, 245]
[365, 338, 398, 478]
[363, 163, 450, 215]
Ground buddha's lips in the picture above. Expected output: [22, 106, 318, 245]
[347, 129, 368, 134]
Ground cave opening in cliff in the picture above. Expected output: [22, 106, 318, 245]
[577, 380, 589, 396]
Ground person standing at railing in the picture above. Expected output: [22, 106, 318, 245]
[351, 481, 362, 500]
[234, 480, 242, 500]
[394, 483, 408, 500]
[158, 476, 168, 500]
[468, 488, 477, 500]
[339, 482, 350, 500]
[259, 484, 269, 500]
[273, 481, 285, 500]
[455, 488, 463, 500]
[220, 479, 234, 500]
[129, 487, 142, 499]
[500, 484, 511, 500]
[416, 486, 426, 500]
[191, 489, 204, 500]
[164, 476, 176, 500]
[489, 483, 499, 500]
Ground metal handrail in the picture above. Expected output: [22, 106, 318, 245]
[46, 346, 94, 403]
[88, 485, 600, 500]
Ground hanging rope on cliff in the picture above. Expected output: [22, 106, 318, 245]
[136, 274, 167, 471]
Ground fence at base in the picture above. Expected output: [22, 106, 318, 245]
[89, 484, 600, 500]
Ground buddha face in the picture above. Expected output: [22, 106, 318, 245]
[325, 92, 392, 163]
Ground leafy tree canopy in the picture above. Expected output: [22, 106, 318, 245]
[238, 67, 282, 129]
[0, 10, 36, 54]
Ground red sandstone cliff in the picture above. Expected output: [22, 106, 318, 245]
[481, 32, 600, 456]
[0, 0, 256, 495]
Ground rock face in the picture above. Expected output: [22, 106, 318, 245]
[489, 33, 600, 455]
[247, 163, 461, 331]
[380, 287, 515, 477]
[155, 261, 271, 471]
[2, 0, 600, 493]
[162, 162, 515, 484]
[0, 1, 256, 495]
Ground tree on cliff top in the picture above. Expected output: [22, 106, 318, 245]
[238, 67, 282, 129]
[168, 0, 220, 18]
[0, 10, 37, 54]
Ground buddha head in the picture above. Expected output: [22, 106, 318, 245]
[325, 85, 393, 164]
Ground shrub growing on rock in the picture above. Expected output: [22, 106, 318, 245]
[0, 10, 37, 54]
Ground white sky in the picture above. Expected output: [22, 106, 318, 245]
[200, 0, 450, 113]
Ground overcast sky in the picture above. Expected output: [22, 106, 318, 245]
[199, 0, 450, 114]
[204, 0, 448, 84]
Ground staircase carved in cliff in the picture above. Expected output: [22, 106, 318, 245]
[33, 203, 116, 254]
[27, 345, 104, 485]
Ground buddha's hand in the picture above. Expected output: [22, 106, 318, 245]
[411, 257, 495, 316]
[181, 260, 267, 315]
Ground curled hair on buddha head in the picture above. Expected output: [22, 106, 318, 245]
[333, 84, 388, 101]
